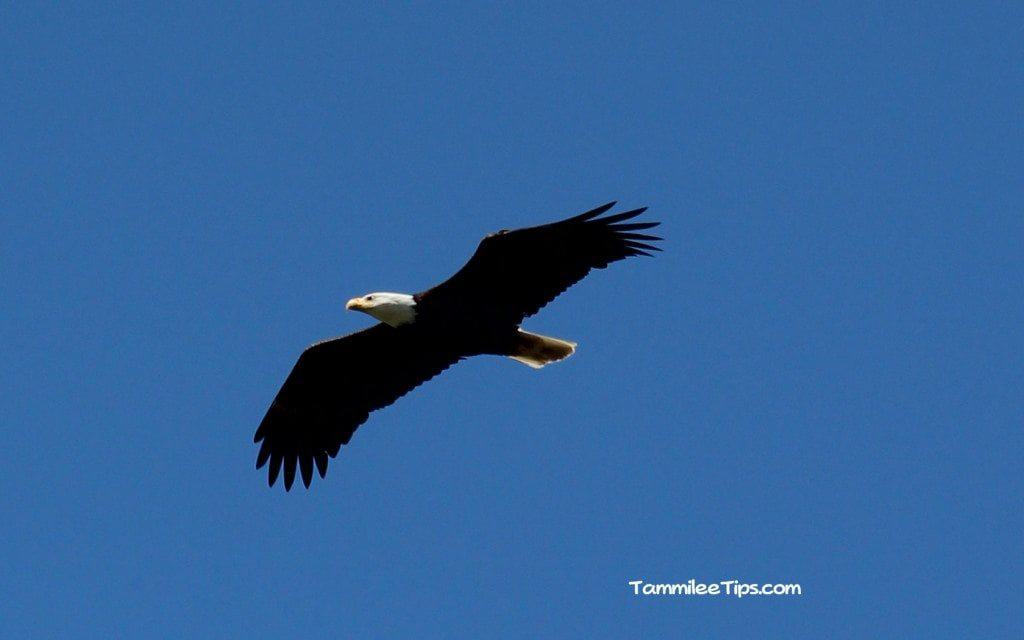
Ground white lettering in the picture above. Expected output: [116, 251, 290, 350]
[629, 579, 802, 598]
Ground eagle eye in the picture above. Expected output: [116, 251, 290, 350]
[366, 295, 374, 301]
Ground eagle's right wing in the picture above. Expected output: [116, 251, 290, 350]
[254, 323, 462, 490]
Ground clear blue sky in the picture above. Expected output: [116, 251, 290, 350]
[2, 3, 1020, 637]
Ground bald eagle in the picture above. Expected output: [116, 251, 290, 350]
[254, 202, 661, 490]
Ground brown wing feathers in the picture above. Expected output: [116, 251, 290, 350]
[420, 202, 662, 324]
[254, 325, 461, 490]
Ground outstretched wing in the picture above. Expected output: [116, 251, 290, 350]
[417, 202, 661, 326]
[254, 323, 462, 490]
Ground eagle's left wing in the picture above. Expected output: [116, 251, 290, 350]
[416, 202, 661, 326]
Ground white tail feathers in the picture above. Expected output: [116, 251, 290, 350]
[508, 329, 577, 369]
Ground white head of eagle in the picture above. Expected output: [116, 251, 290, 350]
[346, 292, 417, 327]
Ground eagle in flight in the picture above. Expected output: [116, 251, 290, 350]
[255, 202, 662, 490]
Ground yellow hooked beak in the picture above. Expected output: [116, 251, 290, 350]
[346, 297, 366, 311]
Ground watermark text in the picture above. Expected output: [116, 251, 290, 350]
[628, 579, 802, 598]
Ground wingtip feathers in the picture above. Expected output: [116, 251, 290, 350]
[299, 456, 313, 489]
[570, 201, 617, 222]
